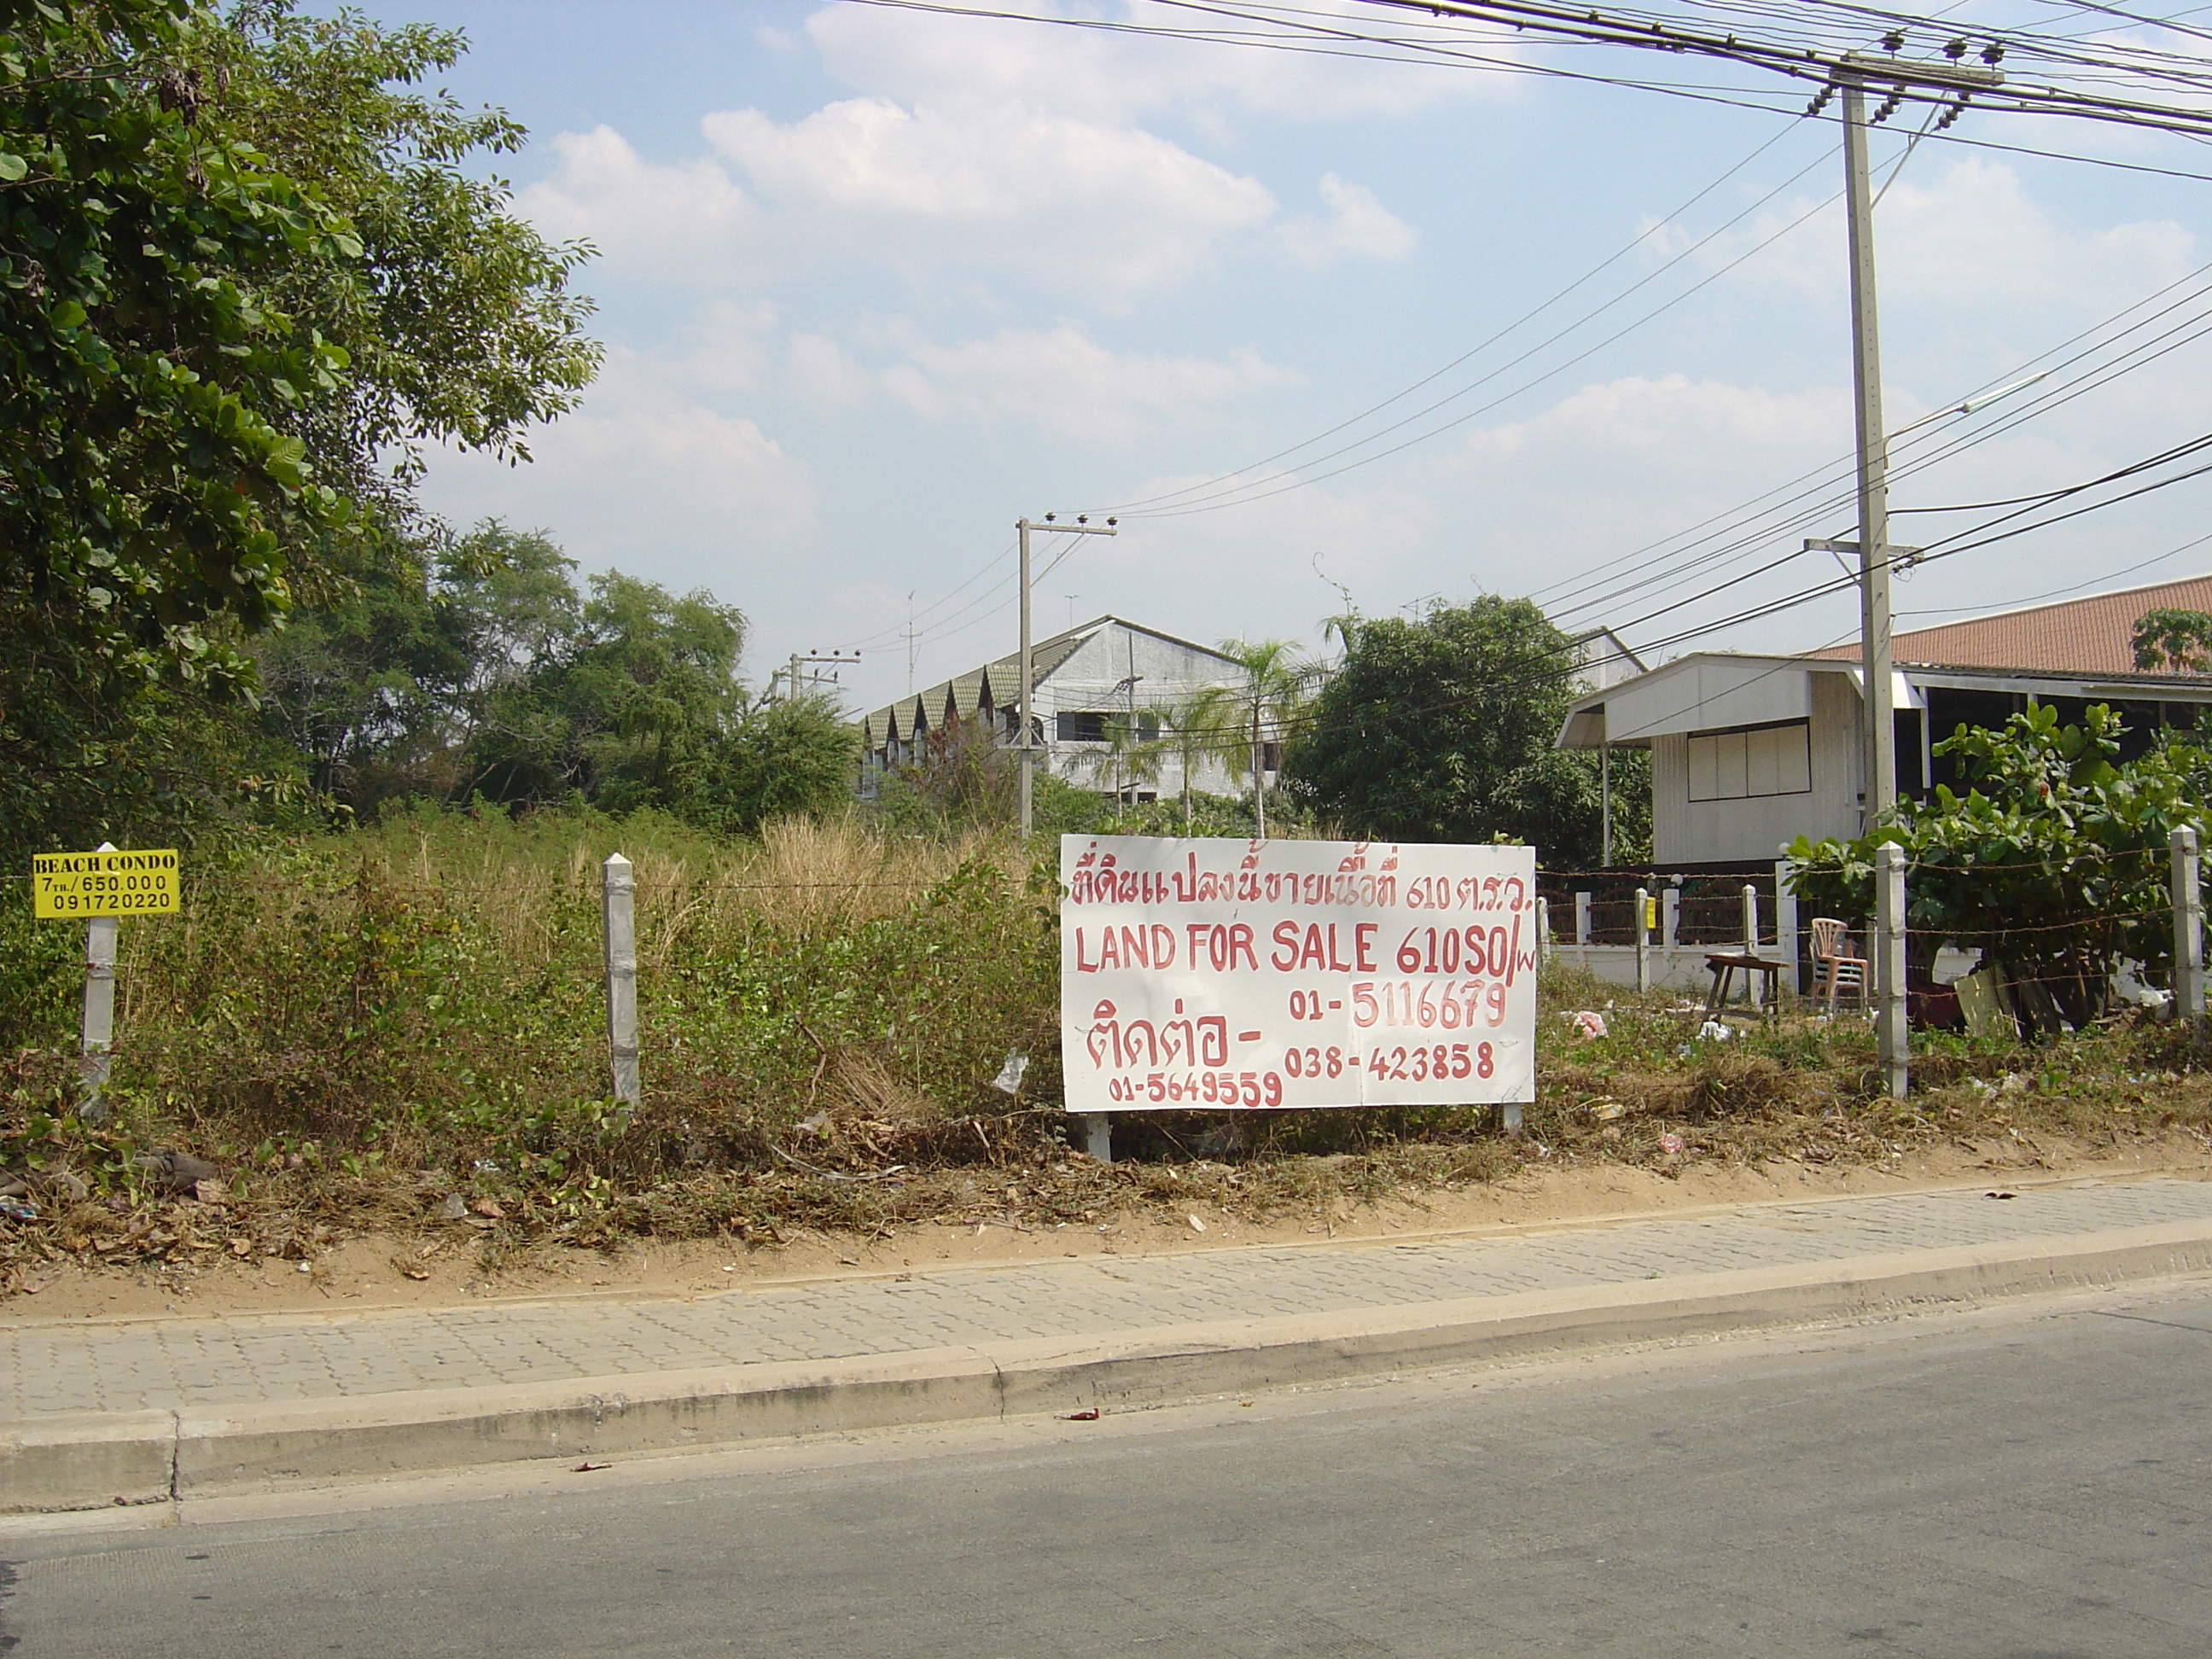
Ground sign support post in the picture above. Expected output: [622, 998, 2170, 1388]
[80, 841, 119, 1121]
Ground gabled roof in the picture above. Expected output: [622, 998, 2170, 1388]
[1806, 573, 2212, 677]
[862, 615, 1239, 750]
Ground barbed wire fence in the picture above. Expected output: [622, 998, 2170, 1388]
[1538, 828, 2210, 1096]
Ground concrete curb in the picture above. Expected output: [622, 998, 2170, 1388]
[11, 1217, 2212, 1513]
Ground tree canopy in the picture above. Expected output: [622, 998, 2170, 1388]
[1283, 597, 1647, 864]
[0, 0, 599, 853]
[2133, 608, 2212, 675]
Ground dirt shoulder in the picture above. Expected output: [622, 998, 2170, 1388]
[8, 1128, 2208, 1328]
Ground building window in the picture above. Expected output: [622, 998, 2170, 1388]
[1688, 719, 1811, 801]
[1057, 711, 1109, 742]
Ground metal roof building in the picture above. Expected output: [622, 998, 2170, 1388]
[860, 616, 1249, 800]
[1557, 574, 2212, 865]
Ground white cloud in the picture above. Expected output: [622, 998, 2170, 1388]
[419, 349, 818, 591]
[518, 126, 754, 282]
[1883, 160, 2194, 310]
[879, 324, 1300, 442]
[520, 100, 1279, 304]
[1281, 173, 1419, 265]
[1654, 159, 2195, 315]
[678, 300, 781, 391]
[1464, 373, 1846, 461]
[701, 98, 1277, 302]
[789, 332, 873, 409]
[802, 0, 1514, 124]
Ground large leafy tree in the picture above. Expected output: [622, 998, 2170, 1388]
[1283, 597, 1646, 864]
[189, 3, 596, 509]
[466, 573, 748, 813]
[0, 0, 597, 852]
[250, 521, 578, 807]
[1, 0, 356, 694]
[701, 696, 860, 835]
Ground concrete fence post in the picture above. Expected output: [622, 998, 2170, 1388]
[1742, 884, 1761, 1010]
[602, 853, 641, 1107]
[1662, 884, 1680, 959]
[1633, 886, 1650, 995]
[1535, 896, 1552, 970]
[1876, 843, 1908, 1099]
[79, 840, 118, 1122]
[1574, 891, 1592, 966]
[2174, 826, 2204, 1042]
[1775, 853, 1800, 1000]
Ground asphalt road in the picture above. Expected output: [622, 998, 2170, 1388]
[7, 1283, 2212, 1658]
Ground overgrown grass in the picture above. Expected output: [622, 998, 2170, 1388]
[3, 816, 2209, 1286]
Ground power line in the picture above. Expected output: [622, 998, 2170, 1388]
[1099, 121, 1817, 515]
[1127, 174, 1848, 520]
[1214, 424, 2212, 756]
[1531, 265, 2212, 630]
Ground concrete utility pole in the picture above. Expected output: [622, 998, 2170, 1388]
[780, 649, 859, 702]
[1831, 51, 1999, 1093]
[1839, 66, 1898, 833]
[1016, 515, 1116, 840]
[1830, 53, 1998, 824]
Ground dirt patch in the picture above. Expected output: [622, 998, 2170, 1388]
[8, 1128, 2207, 1326]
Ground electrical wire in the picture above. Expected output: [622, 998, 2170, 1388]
[829, 0, 2212, 681]
[1221, 428, 2212, 754]
[1533, 267, 2212, 629]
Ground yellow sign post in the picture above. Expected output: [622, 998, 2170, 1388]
[32, 847, 179, 918]
[32, 845, 179, 1121]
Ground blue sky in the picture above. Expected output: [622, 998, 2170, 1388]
[394, 1, 2212, 711]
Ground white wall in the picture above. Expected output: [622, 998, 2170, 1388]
[1649, 672, 1866, 864]
[1040, 625, 1243, 797]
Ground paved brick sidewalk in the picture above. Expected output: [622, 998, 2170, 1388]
[7, 1178, 2212, 1421]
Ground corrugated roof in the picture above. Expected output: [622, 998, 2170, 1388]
[1806, 573, 2212, 675]
[860, 616, 1245, 752]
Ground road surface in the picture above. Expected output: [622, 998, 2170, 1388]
[6, 1280, 2210, 1656]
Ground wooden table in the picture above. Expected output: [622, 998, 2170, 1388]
[1702, 952, 1787, 1019]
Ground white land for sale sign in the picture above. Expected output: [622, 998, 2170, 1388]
[1061, 835, 1538, 1112]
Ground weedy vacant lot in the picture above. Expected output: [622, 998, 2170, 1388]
[3, 815, 2209, 1291]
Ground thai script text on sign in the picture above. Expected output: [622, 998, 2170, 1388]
[33, 848, 180, 917]
[1061, 835, 1536, 1112]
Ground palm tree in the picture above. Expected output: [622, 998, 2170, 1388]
[1150, 687, 1237, 827]
[1069, 711, 1164, 809]
[1217, 637, 1319, 838]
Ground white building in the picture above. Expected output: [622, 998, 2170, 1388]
[861, 616, 1250, 800]
[1556, 575, 2212, 867]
